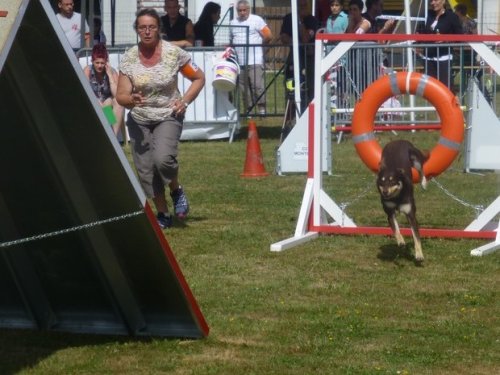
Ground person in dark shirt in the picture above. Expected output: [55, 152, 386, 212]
[419, 0, 462, 89]
[193, 2, 221, 47]
[160, 0, 195, 48]
[454, 3, 477, 35]
[93, 17, 107, 45]
[280, 0, 319, 112]
[454, 2, 477, 71]
[315, 0, 331, 27]
[357, 0, 395, 92]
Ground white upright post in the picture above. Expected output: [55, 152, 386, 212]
[291, 0, 301, 112]
[403, 0, 417, 126]
[313, 38, 323, 227]
[270, 37, 356, 252]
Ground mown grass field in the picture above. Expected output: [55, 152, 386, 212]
[1, 118, 499, 374]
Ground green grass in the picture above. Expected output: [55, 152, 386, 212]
[1, 119, 499, 374]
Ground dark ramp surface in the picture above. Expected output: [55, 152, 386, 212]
[0, 0, 208, 338]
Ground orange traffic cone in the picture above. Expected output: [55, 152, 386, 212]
[241, 120, 269, 177]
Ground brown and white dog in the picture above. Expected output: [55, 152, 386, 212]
[377, 140, 429, 263]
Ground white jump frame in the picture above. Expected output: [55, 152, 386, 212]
[271, 33, 500, 256]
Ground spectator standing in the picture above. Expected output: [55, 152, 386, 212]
[360, 0, 395, 91]
[194, 2, 221, 47]
[454, 3, 479, 93]
[325, 0, 347, 65]
[325, 0, 348, 110]
[362, 0, 396, 34]
[420, 0, 462, 89]
[56, 0, 90, 52]
[93, 17, 107, 45]
[325, 0, 348, 36]
[280, 0, 319, 112]
[345, 0, 372, 93]
[454, 3, 477, 35]
[83, 44, 124, 136]
[116, 8, 205, 228]
[230, 0, 273, 115]
[345, 0, 371, 34]
[160, 0, 195, 48]
[316, 0, 332, 27]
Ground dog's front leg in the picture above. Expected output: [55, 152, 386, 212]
[388, 213, 405, 246]
[406, 212, 424, 262]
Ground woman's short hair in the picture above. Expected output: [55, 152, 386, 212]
[454, 3, 467, 16]
[133, 8, 162, 31]
[91, 43, 108, 61]
[349, 0, 364, 10]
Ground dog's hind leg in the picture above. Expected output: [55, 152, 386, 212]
[411, 156, 427, 190]
[410, 151, 428, 190]
[420, 175, 428, 190]
[388, 213, 405, 246]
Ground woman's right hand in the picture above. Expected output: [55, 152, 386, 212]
[131, 92, 145, 107]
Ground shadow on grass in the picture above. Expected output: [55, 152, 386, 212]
[0, 329, 153, 375]
[377, 243, 419, 266]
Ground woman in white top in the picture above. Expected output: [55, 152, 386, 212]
[345, 0, 371, 34]
[116, 8, 205, 229]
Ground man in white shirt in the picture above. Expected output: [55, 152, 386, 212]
[56, 0, 90, 52]
[230, 0, 272, 115]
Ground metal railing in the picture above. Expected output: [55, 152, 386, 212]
[325, 41, 499, 128]
[77, 39, 500, 121]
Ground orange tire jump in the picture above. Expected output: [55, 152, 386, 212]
[351, 72, 464, 182]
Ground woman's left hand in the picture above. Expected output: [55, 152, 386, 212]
[172, 98, 188, 116]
